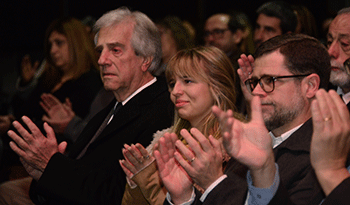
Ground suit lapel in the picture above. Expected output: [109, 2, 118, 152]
[273, 118, 313, 159]
[72, 77, 168, 157]
[69, 99, 117, 158]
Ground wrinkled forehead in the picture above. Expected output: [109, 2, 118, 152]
[329, 14, 350, 38]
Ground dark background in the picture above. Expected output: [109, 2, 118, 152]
[0, 0, 349, 82]
[1, 0, 348, 54]
[0, 0, 349, 113]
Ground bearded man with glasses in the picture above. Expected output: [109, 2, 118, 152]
[158, 33, 333, 205]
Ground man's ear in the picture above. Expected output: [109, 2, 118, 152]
[303, 73, 320, 99]
[141, 56, 153, 72]
[233, 29, 244, 44]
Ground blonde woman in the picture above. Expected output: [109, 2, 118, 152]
[120, 46, 244, 204]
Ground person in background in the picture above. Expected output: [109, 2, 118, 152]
[254, 1, 297, 49]
[152, 16, 195, 77]
[292, 4, 319, 38]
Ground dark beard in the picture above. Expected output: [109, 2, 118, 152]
[264, 109, 298, 131]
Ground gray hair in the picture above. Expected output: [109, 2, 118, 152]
[93, 7, 162, 71]
[338, 7, 350, 15]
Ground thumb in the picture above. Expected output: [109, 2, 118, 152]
[58, 141, 68, 154]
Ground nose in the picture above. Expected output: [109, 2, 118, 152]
[50, 43, 58, 55]
[98, 49, 110, 66]
[251, 83, 267, 97]
[171, 81, 183, 96]
[254, 29, 263, 41]
[204, 35, 215, 45]
[328, 41, 339, 59]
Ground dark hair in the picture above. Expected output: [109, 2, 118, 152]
[255, 33, 330, 89]
[256, 1, 297, 34]
[155, 15, 195, 51]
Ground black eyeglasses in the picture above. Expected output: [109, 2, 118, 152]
[204, 29, 229, 39]
[245, 74, 312, 94]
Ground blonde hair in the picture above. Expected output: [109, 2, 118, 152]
[165, 46, 244, 141]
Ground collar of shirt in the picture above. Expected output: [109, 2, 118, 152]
[337, 86, 350, 104]
[270, 124, 303, 148]
[108, 77, 157, 124]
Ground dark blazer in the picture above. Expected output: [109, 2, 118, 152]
[29, 77, 173, 205]
[321, 177, 350, 205]
[268, 102, 350, 205]
[180, 118, 325, 205]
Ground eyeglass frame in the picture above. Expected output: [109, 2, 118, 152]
[244, 74, 312, 94]
[203, 28, 230, 39]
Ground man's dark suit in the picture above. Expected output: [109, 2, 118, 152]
[28, 77, 173, 205]
[180, 118, 325, 205]
[266, 102, 350, 205]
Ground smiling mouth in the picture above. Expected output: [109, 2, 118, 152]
[175, 100, 188, 107]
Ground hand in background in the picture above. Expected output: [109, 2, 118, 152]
[41, 93, 75, 134]
[21, 54, 39, 84]
[0, 114, 15, 135]
[237, 54, 255, 116]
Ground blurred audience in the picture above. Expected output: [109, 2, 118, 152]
[152, 16, 195, 77]
[292, 4, 319, 38]
[254, 1, 297, 48]
[0, 17, 102, 183]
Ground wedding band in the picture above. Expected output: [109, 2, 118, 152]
[324, 117, 332, 122]
[190, 157, 196, 163]
[143, 155, 150, 159]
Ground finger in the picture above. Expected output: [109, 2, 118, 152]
[250, 96, 264, 124]
[128, 144, 144, 163]
[315, 89, 333, 124]
[43, 122, 56, 141]
[163, 133, 176, 159]
[11, 120, 33, 142]
[311, 99, 323, 132]
[212, 106, 233, 134]
[9, 140, 27, 158]
[58, 141, 67, 154]
[208, 135, 222, 158]
[154, 150, 166, 176]
[179, 129, 203, 155]
[7, 130, 29, 152]
[135, 143, 152, 160]
[174, 151, 195, 174]
[122, 146, 140, 165]
[189, 128, 213, 153]
[119, 159, 135, 178]
[120, 156, 137, 174]
[65, 98, 73, 109]
[329, 90, 350, 123]
[21, 116, 45, 141]
[175, 139, 195, 162]
[40, 101, 50, 114]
